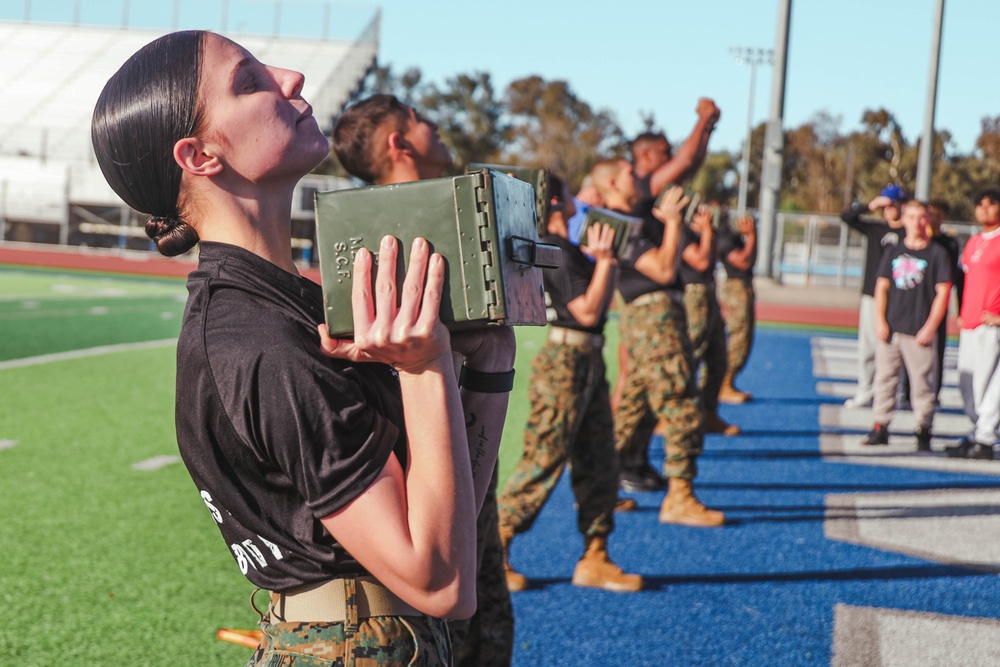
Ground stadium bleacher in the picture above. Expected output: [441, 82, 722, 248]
[0, 15, 376, 246]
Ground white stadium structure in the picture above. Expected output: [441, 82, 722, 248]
[0, 9, 378, 258]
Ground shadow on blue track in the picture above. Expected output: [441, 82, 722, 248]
[506, 329, 1000, 666]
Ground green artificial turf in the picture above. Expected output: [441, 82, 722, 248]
[0, 265, 624, 665]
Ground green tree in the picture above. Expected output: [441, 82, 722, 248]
[503, 76, 626, 190]
[419, 72, 507, 173]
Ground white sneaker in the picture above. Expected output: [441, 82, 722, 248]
[844, 395, 873, 408]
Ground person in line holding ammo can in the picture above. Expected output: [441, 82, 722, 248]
[679, 203, 741, 435]
[332, 93, 514, 667]
[497, 173, 642, 593]
[93, 32, 515, 666]
[612, 98, 721, 492]
[592, 158, 725, 527]
[716, 212, 758, 404]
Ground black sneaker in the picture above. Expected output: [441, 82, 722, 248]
[915, 428, 932, 455]
[946, 437, 995, 460]
[860, 424, 889, 446]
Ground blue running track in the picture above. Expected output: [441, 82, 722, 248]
[504, 328, 1000, 666]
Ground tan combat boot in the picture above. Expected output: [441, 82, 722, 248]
[571, 537, 643, 592]
[704, 410, 741, 436]
[499, 525, 527, 592]
[718, 372, 752, 404]
[659, 478, 726, 527]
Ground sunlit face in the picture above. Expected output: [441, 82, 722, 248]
[900, 204, 928, 238]
[615, 159, 637, 205]
[401, 106, 452, 171]
[195, 33, 330, 184]
[644, 138, 672, 169]
[975, 197, 1000, 228]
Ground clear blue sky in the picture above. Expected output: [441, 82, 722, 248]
[4, 0, 994, 156]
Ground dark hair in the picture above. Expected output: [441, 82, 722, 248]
[92, 30, 207, 256]
[630, 131, 670, 157]
[974, 188, 1000, 204]
[927, 198, 951, 214]
[332, 94, 411, 183]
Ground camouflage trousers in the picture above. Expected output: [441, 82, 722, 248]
[498, 340, 617, 540]
[614, 294, 704, 481]
[683, 282, 729, 414]
[719, 277, 755, 379]
[247, 608, 451, 666]
[448, 469, 513, 667]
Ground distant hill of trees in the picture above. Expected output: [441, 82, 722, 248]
[324, 64, 1000, 222]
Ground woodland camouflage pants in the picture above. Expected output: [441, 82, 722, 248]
[719, 277, 755, 379]
[497, 340, 617, 540]
[247, 610, 450, 666]
[613, 295, 704, 481]
[449, 469, 514, 667]
[683, 282, 729, 413]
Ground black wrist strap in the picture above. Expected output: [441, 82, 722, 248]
[459, 365, 515, 393]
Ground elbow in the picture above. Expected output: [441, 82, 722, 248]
[414, 572, 477, 620]
[653, 267, 676, 285]
[575, 312, 599, 328]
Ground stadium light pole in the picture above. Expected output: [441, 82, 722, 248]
[757, 0, 792, 279]
[730, 47, 773, 215]
[915, 0, 945, 200]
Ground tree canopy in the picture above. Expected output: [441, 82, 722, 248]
[328, 63, 1000, 220]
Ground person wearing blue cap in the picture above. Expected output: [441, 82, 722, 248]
[839, 185, 907, 408]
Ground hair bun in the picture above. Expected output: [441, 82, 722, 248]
[145, 213, 199, 256]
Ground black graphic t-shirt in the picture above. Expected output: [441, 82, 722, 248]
[876, 241, 953, 336]
[175, 242, 406, 591]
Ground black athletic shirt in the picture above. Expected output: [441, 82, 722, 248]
[541, 233, 611, 334]
[678, 224, 716, 286]
[175, 242, 406, 591]
[717, 227, 755, 281]
[617, 172, 685, 304]
[841, 203, 903, 296]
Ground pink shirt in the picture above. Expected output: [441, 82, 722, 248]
[960, 228, 1000, 328]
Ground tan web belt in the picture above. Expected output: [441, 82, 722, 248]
[548, 326, 604, 349]
[268, 576, 421, 623]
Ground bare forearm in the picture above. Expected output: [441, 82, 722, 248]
[397, 360, 476, 577]
[459, 389, 509, 512]
[925, 285, 952, 331]
[567, 259, 615, 326]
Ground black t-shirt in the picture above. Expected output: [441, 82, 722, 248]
[717, 227, 755, 281]
[542, 234, 610, 334]
[678, 224, 717, 286]
[841, 203, 903, 296]
[876, 241, 953, 336]
[617, 172, 684, 303]
[175, 242, 406, 591]
[931, 233, 964, 311]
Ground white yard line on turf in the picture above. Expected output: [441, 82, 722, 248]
[132, 455, 182, 471]
[0, 339, 177, 370]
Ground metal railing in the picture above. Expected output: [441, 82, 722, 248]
[771, 211, 976, 287]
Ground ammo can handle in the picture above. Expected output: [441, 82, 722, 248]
[507, 235, 561, 270]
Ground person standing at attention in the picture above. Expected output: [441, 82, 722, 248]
[860, 200, 951, 452]
[947, 190, 1000, 460]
